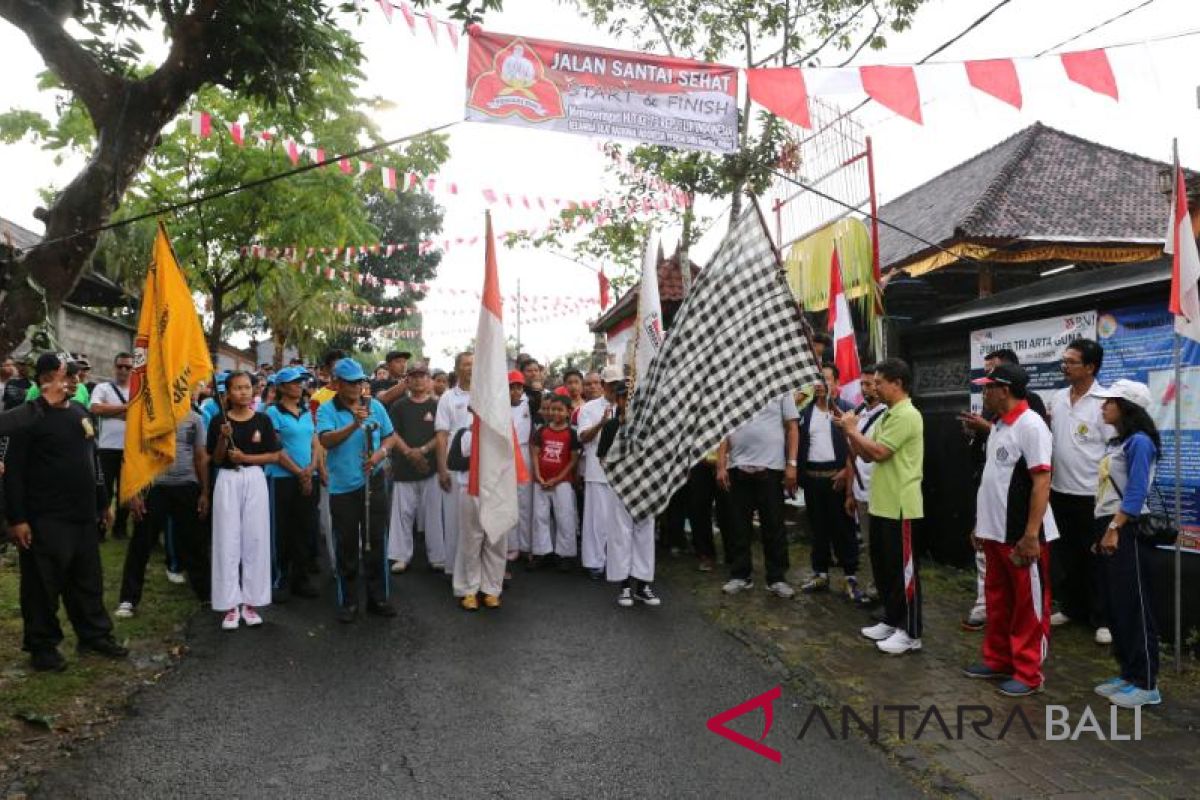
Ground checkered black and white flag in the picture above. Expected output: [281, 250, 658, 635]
[605, 204, 820, 520]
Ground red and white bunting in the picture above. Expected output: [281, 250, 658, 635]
[746, 45, 1123, 128]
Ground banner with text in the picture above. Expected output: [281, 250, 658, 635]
[1097, 304, 1200, 552]
[465, 28, 739, 154]
[969, 311, 1097, 412]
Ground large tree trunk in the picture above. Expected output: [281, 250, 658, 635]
[208, 286, 227, 358]
[272, 328, 288, 371]
[0, 1, 221, 358]
[0, 86, 180, 356]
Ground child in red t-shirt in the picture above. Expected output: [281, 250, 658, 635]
[531, 396, 582, 568]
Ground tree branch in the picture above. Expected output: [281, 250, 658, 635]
[836, 4, 883, 68]
[642, 1, 676, 57]
[0, 0, 124, 123]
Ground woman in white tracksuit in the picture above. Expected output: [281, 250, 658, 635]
[207, 371, 280, 631]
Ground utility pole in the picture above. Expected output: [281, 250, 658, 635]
[515, 276, 522, 360]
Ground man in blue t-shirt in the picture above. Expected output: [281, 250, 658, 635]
[316, 358, 398, 622]
[265, 366, 320, 601]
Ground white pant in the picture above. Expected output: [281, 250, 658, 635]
[505, 482, 533, 558]
[452, 491, 506, 597]
[211, 467, 272, 611]
[582, 482, 620, 570]
[607, 507, 655, 583]
[424, 477, 462, 573]
[533, 482, 577, 557]
[387, 476, 438, 565]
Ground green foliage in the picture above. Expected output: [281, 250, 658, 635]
[80, 72, 450, 349]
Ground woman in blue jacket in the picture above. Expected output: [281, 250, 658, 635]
[1092, 379, 1162, 708]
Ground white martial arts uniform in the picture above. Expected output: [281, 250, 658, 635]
[606, 507, 655, 583]
[211, 466, 272, 611]
[453, 489, 507, 598]
[578, 397, 615, 570]
[448, 428, 505, 597]
[387, 474, 439, 566]
[433, 386, 471, 574]
[533, 482, 578, 557]
[507, 397, 534, 558]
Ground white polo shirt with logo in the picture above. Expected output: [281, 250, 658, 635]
[435, 386, 472, 486]
[976, 402, 1058, 544]
[1047, 382, 1113, 497]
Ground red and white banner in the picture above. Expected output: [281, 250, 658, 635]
[469, 213, 528, 541]
[1167, 160, 1200, 343]
[828, 248, 863, 406]
[466, 27, 739, 154]
[746, 46, 1122, 128]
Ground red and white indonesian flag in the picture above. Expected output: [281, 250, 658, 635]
[468, 213, 528, 543]
[828, 247, 863, 405]
[634, 231, 664, 382]
[1166, 161, 1200, 343]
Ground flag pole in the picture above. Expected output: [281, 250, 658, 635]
[1172, 138, 1183, 674]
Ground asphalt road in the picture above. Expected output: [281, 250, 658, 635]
[35, 562, 923, 798]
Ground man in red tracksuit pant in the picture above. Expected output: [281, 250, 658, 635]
[963, 363, 1055, 698]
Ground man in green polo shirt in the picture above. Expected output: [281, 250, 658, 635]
[838, 357, 924, 656]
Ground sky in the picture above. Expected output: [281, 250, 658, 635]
[1, 0, 1198, 371]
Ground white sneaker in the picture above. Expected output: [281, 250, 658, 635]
[617, 587, 634, 608]
[722, 578, 754, 595]
[877, 629, 922, 655]
[221, 608, 240, 631]
[165, 569, 187, 585]
[861, 622, 897, 641]
[390, 560, 408, 574]
[1094, 626, 1113, 645]
[114, 601, 135, 618]
[1050, 611, 1071, 627]
[766, 581, 796, 599]
[241, 605, 263, 627]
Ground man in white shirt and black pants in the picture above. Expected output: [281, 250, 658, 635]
[717, 393, 801, 598]
[89, 352, 135, 539]
[1046, 338, 1113, 644]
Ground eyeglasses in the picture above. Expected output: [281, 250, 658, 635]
[114, 364, 133, 370]
[1060, 359, 1082, 366]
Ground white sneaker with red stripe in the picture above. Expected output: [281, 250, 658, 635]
[241, 605, 263, 627]
[221, 608, 240, 631]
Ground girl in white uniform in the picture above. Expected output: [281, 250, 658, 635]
[207, 371, 280, 630]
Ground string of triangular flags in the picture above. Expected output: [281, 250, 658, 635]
[375, 0, 460, 49]
[745, 46, 1130, 127]
[188, 110, 691, 214]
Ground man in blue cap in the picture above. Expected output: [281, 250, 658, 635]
[266, 366, 321, 601]
[316, 358, 399, 622]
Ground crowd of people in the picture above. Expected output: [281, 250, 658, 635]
[0, 336, 1167, 708]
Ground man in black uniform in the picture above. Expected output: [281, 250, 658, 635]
[5, 354, 128, 671]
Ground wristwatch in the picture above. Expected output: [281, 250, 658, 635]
[1107, 521, 1121, 531]
[786, 459, 798, 467]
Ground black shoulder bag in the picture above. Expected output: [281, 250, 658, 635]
[1109, 474, 1179, 547]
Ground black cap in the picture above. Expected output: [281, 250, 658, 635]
[34, 352, 63, 376]
[971, 362, 1029, 389]
[386, 350, 412, 362]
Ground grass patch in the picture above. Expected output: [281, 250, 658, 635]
[0, 535, 198, 787]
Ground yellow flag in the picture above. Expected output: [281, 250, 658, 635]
[120, 222, 213, 501]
